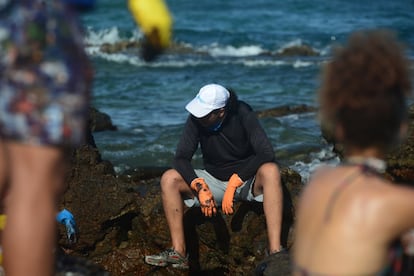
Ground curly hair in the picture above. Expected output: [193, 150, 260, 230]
[319, 29, 412, 149]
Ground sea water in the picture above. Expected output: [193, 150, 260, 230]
[81, 0, 414, 181]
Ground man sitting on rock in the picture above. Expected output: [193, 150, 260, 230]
[144, 83, 284, 269]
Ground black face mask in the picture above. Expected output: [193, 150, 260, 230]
[195, 108, 226, 132]
[208, 119, 223, 132]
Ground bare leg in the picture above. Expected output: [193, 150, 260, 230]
[253, 162, 283, 253]
[0, 140, 7, 203]
[2, 142, 66, 276]
[0, 140, 7, 264]
[160, 169, 193, 257]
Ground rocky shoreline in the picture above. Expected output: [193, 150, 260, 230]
[56, 105, 414, 275]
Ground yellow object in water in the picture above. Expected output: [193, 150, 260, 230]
[128, 0, 173, 49]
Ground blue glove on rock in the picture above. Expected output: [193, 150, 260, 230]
[56, 209, 77, 244]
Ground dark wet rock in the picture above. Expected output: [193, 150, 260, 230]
[55, 249, 110, 276]
[89, 107, 117, 132]
[257, 104, 317, 119]
[386, 113, 414, 185]
[122, 166, 170, 181]
[275, 44, 319, 57]
[59, 145, 122, 252]
[99, 40, 206, 57]
[99, 41, 141, 54]
[254, 249, 291, 276]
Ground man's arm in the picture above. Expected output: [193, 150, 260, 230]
[237, 104, 275, 181]
[172, 116, 199, 185]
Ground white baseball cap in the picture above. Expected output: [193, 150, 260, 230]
[185, 84, 230, 118]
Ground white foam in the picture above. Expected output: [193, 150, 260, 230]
[85, 27, 125, 46]
[242, 60, 288, 67]
[293, 59, 314, 68]
[290, 146, 340, 183]
[207, 44, 266, 57]
[86, 50, 137, 64]
[113, 164, 130, 174]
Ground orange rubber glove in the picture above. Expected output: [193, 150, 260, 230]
[222, 173, 244, 215]
[190, 178, 217, 217]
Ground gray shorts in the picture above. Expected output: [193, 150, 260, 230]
[184, 169, 263, 208]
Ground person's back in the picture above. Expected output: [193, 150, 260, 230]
[294, 164, 414, 275]
[292, 29, 414, 275]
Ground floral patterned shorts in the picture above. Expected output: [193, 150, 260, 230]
[0, 0, 93, 146]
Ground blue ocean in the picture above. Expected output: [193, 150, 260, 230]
[81, 0, 414, 181]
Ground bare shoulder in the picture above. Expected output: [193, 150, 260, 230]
[377, 181, 414, 232]
[377, 179, 414, 195]
[384, 182, 414, 202]
[298, 165, 337, 204]
[308, 164, 335, 182]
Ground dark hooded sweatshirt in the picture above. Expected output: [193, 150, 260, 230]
[173, 100, 276, 185]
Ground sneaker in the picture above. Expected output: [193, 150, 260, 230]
[144, 248, 189, 269]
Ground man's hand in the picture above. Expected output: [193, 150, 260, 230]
[222, 173, 243, 215]
[191, 178, 217, 217]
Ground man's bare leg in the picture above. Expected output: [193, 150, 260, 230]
[254, 162, 283, 253]
[160, 169, 193, 256]
[2, 142, 65, 276]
